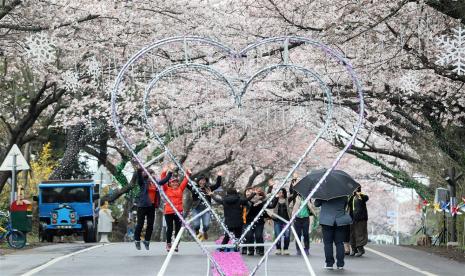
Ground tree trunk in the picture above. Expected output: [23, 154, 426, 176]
[49, 123, 86, 180]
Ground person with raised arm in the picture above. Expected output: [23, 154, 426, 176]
[187, 171, 223, 241]
[134, 164, 173, 250]
[209, 187, 255, 252]
[160, 167, 191, 252]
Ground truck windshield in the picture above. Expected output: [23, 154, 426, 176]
[41, 187, 90, 203]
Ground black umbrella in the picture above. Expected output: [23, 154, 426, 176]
[292, 169, 360, 200]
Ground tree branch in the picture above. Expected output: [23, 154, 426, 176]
[0, 0, 21, 21]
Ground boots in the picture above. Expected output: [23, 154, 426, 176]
[134, 241, 141, 250]
[350, 246, 358, 256]
[355, 246, 365, 257]
[143, 240, 150, 250]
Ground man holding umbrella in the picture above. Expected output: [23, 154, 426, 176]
[293, 169, 360, 270]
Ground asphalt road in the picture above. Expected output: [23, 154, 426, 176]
[0, 242, 463, 276]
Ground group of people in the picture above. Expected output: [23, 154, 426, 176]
[132, 164, 369, 270]
[208, 176, 316, 256]
[133, 164, 222, 252]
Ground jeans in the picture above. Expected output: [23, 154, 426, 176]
[165, 214, 182, 244]
[294, 217, 310, 249]
[322, 224, 346, 267]
[273, 221, 290, 250]
[134, 205, 155, 242]
[191, 207, 211, 232]
[245, 223, 264, 253]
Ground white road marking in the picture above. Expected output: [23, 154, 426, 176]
[365, 247, 438, 276]
[20, 244, 109, 276]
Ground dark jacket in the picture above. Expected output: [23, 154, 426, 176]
[187, 176, 222, 209]
[314, 196, 352, 226]
[136, 169, 172, 208]
[213, 192, 255, 228]
[267, 187, 298, 222]
[349, 193, 369, 221]
[246, 200, 266, 225]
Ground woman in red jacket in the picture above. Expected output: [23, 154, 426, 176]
[160, 168, 191, 252]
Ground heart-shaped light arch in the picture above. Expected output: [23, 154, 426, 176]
[111, 36, 364, 276]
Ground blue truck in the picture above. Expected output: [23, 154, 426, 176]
[36, 180, 99, 243]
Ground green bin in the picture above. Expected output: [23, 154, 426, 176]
[10, 200, 33, 232]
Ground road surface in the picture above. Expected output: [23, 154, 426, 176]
[0, 242, 463, 276]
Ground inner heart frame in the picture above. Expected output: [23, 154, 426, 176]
[111, 36, 364, 276]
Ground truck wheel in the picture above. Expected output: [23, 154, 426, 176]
[83, 220, 96, 243]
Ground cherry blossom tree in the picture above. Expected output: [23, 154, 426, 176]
[1, 0, 464, 205]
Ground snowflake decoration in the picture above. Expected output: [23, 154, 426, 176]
[86, 57, 101, 81]
[436, 26, 465, 75]
[62, 70, 80, 92]
[399, 72, 420, 95]
[24, 33, 56, 65]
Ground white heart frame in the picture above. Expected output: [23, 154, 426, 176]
[111, 36, 364, 276]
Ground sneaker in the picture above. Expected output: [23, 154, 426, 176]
[203, 232, 208, 240]
[166, 243, 172, 252]
[143, 241, 150, 250]
[355, 246, 365, 257]
[135, 241, 141, 250]
[275, 250, 282, 255]
[283, 250, 290, 255]
[337, 267, 344, 270]
[324, 265, 334, 270]
[174, 245, 179, 252]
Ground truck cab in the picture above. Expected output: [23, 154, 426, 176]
[37, 180, 98, 243]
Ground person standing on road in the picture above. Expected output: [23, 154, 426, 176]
[290, 177, 314, 256]
[161, 168, 191, 252]
[266, 180, 294, 255]
[348, 186, 369, 257]
[209, 188, 256, 251]
[315, 196, 352, 270]
[187, 171, 223, 241]
[134, 165, 172, 250]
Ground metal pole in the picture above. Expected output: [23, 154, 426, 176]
[395, 186, 399, 245]
[264, 254, 268, 276]
[267, 212, 315, 276]
[206, 257, 211, 276]
[158, 226, 186, 276]
[290, 226, 315, 276]
[98, 171, 103, 209]
[10, 154, 17, 206]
